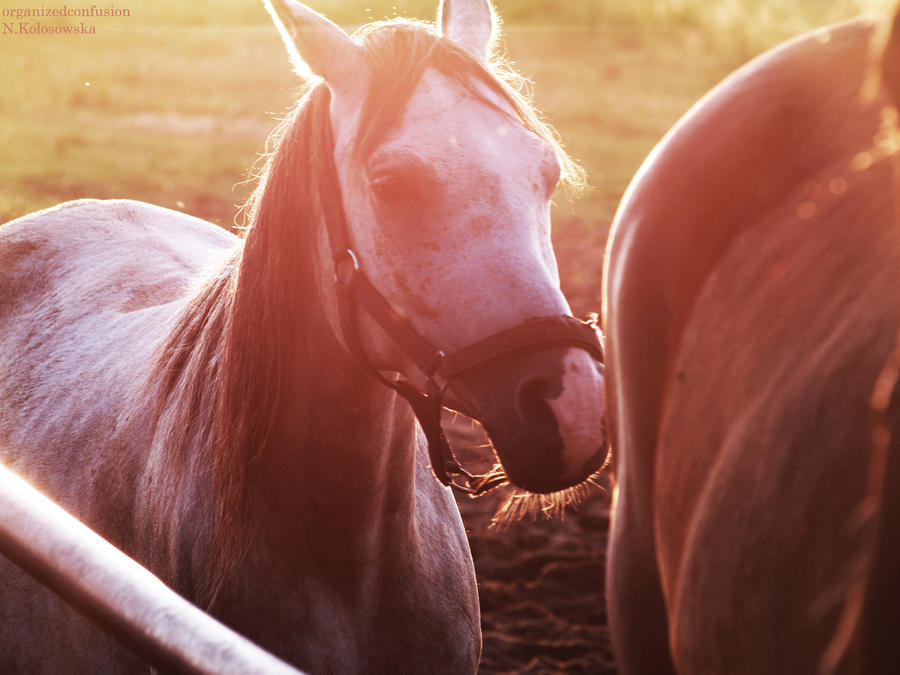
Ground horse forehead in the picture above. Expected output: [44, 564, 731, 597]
[402, 66, 512, 124]
[386, 67, 543, 169]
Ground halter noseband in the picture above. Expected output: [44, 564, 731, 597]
[317, 95, 604, 495]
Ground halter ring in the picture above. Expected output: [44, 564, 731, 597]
[333, 248, 360, 287]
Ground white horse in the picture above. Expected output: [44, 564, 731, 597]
[604, 10, 900, 675]
[0, 0, 607, 671]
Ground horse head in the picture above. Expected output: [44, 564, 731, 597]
[265, 0, 607, 495]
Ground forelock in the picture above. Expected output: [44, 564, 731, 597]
[349, 18, 582, 189]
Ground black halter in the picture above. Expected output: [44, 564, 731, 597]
[317, 101, 604, 495]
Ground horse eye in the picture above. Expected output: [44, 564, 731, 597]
[371, 173, 410, 204]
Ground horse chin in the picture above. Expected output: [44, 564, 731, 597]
[484, 423, 606, 494]
[452, 347, 608, 495]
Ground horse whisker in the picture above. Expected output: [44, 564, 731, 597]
[486, 468, 605, 530]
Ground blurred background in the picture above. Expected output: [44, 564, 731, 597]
[1, 0, 892, 315]
[0, 1, 894, 672]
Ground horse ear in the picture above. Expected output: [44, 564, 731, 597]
[263, 0, 362, 88]
[438, 0, 496, 61]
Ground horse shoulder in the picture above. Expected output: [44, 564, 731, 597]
[414, 435, 477, 572]
[206, 432, 481, 674]
[409, 429, 481, 668]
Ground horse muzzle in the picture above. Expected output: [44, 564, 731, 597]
[452, 345, 608, 494]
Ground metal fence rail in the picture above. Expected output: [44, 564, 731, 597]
[0, 462, 305, 675]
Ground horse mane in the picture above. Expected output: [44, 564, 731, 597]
[144, 85, 334, 606]
[143, 17, 580, 607]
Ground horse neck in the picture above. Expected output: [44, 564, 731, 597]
[227, 202, 421, 565]
[246, 300, 421, 551]
[144, 248, 421, 616]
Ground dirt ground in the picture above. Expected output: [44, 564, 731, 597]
[448, 420, 615, 674]
[456, 489, 614, 674]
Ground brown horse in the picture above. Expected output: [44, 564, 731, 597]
[604, 11, 900, 675]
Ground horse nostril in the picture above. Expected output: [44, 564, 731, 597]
[514, 377, 558, 432]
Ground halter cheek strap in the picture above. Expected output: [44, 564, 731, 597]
[333, 249, 472, 492]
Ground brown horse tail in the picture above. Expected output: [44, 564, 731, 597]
[854, 334, 900, 673]
[820, 336, 900, 675]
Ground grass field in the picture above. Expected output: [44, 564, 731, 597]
[0, 0, 894, 313]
